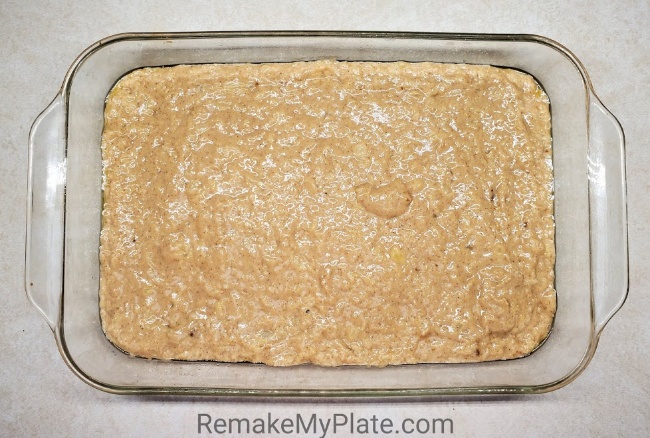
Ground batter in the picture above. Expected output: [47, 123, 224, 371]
[99, 60, 555, 366]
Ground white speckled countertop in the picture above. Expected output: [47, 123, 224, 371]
[2, 1, 648, 436]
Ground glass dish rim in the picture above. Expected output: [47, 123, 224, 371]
[32, 30, 628, 397]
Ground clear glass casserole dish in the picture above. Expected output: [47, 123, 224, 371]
[26, 31, 628, 396]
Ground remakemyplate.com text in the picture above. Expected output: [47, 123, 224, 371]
[198, 412, 453, 436]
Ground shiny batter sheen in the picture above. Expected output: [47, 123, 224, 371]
[99, 60, 556, 366]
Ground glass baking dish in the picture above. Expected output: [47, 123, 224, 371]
[26, 31, 628, 396]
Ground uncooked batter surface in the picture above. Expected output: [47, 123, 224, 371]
[99, 60, 555, 366]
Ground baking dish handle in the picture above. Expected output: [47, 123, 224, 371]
[25, 95, 66, 331]
[588, 95, 629, 335]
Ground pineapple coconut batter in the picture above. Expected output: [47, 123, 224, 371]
[99, 60, 555, 366]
